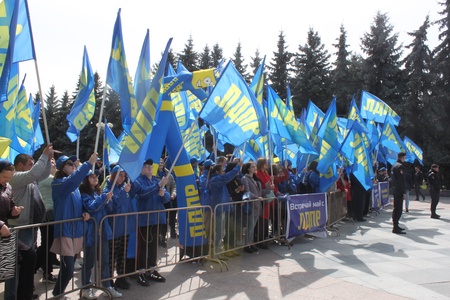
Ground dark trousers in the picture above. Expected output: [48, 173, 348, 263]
[430, 189, 440, 216]
[35, 223, 56, 275]
[138, 225, 158, 270]
[109, 235, 129, 275]
[351, 185, 366, 220]
[53, 255, 75, 297]
[392, 191, 403, 227]
[414, 185, 425, 200]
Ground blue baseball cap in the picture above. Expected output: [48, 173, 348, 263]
[56, 155, 77, 169]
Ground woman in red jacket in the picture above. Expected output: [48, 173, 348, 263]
[336, 168, 352, 217]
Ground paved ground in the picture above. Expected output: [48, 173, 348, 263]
[2, 196, 450, 299]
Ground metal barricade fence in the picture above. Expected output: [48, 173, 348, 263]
[97, 205, 213, 287]
[326, 190, 347, 227]
[1, 217, 107, 300]
[1, 198, 299, 299]
[212, 196, 286, 260]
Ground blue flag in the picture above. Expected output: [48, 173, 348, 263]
[66, 46, 95, 142]
[199, 61, 267, 146]
[14, 74, 33, 148]
[285, 83, 294, 112]
[134, 29, 151, 108]
[379, 115, 405, 165]
[304, 100, 324, 137]
[0, 0, 19, 103]
[118, 38, 172, 181]
[267, 85, 316, 154]
[106, 9, 137, 133]
[0, 63, 20, 149]
[249, 56, 265, 105]
[403, 136, 423, 165]
[316, 98, 340, 174]
[13, 0, 35, 63]
[104, 122, 122, 166]
[30, 94, 43, 153]
[360, 90, 400, 125]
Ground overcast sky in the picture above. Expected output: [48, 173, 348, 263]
[20, 0, 443, 98]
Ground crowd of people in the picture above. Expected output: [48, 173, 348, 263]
[0, 146, 443, 299]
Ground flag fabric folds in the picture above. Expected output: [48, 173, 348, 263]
[360, 90, 400, 126]
[249, 56, 265, 105]
[13, 0, 35, 63]
[118, 38, 172, 181]
[134, 29, 151, 108]
[66, 46, 95, 142]
[199, 61, 267, 147]
[106, 9, 137, 133]
[403, 136, 423, 165]
[316, 98, 340, 174]
[267, 85, 316, 154]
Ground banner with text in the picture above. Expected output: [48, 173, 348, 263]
[379, 182, 390, 206]
[286, 193, 327, 239]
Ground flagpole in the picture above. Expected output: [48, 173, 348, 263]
[34, 60, 51, 145]
[76, 137, 80, 159]
[93, 84, 109, 171]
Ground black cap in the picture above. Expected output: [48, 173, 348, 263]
[144, 158, 153, 165]
[398, 152, 406, 158]
[431, 164, 439, 168]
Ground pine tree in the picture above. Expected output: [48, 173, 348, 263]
[331, 25, 360, 115]
[401, 16, 433, 144]
[199, 44, 212, 70]
[211, 43, 224, 67]
[268, 31, 292, 107]
[250, 49, 263, 75]
[178, 35, 198, 71]
[360, 12, 403, 103]
[427, 0, 450, 166]
[231, 42, 249, 82]
[293, 28, 331, 111]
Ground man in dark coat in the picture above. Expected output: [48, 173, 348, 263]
[391, 152, 406, 234]
[427, 164, 441, 219]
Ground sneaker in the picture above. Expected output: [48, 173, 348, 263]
[146, 270, 166, 282]
[103, 287, 122, 298]
[42, 273, 57, 284]
[114, 277, 131, 290]
[137, 273, 150, 286]
[81, 288, 97, 299]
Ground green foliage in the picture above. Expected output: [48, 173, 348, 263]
[231, 42, 249, 83]
[268, 31, 292, 109]
[293, 28, 332, 111]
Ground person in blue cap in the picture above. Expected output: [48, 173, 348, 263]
[103, 165, 133, 290]
[131, 159, 169, 287]
[50, 152, 97, 299]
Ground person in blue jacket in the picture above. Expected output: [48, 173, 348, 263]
[102, 165, 133, 290]
[131, 159, 169, 287]
[80, 170, 122, 298]
[50, 153, 97, 299]
[207, 161, 242, 259]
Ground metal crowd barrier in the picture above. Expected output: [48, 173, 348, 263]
[1, 193, 347, 299]
[0, 217, 111, 300]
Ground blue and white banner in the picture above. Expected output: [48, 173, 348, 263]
[379, 182, 390, 207]
[286, 193, 327, 239]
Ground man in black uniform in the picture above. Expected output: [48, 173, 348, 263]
[391, 152, 406, 234]
[427, 164, 441, 219]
